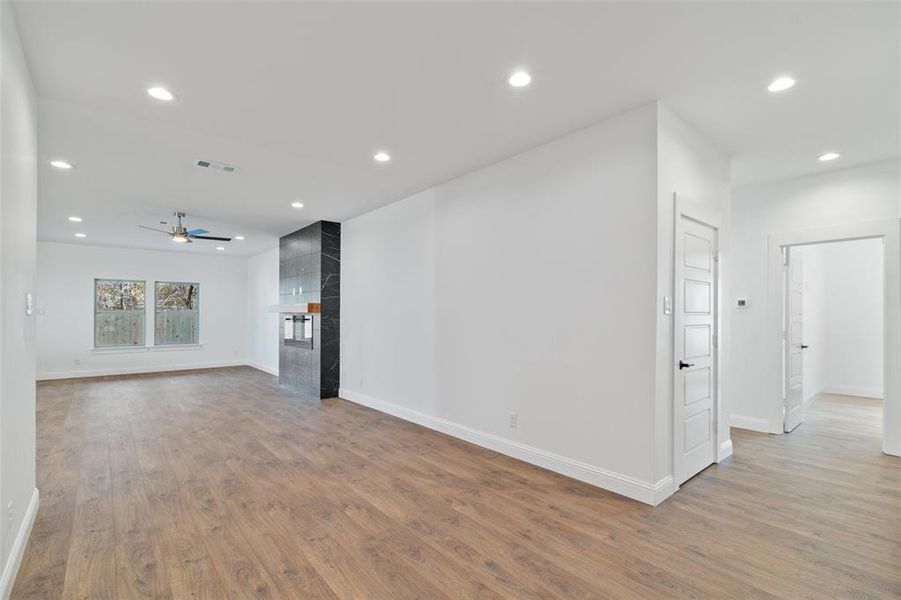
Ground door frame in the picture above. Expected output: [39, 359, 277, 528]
[766, 219, 901, 457]
[673, 194, 728, 489]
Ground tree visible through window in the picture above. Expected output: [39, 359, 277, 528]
[155, 282, 200, 345]
[95, 279, 146, 347]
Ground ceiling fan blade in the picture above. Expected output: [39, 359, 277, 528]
[192, 235, 232, 242]
[186, 228, 209, 236]
[139, 225, 172, 235]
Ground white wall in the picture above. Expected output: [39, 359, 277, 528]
[728, 159, 899, 432]
[36, 242, 249, 379]
[803, 239, 884, 400]
[342, 103, 728, 504]
[654, 104, 732, 483]
[0, 1, 39, 593]
[246, 247, 279, 375]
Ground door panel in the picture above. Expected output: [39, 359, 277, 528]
[684, 325, 711, 358]
[684, 280, 711, 313]
[684, 410, 711, 451]
[674, 216, 718, 486]
[784, 248, 805, 432]
[683, 368, 711, 406]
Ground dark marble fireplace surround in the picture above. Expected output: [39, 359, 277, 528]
[278, 221, 340, 398]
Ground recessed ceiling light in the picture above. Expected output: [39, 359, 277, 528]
[74, 233, 86, 238]
[291, 202, 304, 208]
[50, 160, 73, 170]
[508, 70, 532, 88]
[235, 235, 245, 240]
[147, 86, 176, 101]
[68, 216, 83, 222]
[818, 152, 841, 162]
[216, 246, 225, 251]
[373, 151, 391, 163]
[767, 76, 796, 92]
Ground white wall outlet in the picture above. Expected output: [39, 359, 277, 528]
[509, 412, 518, 429]
[25, 292, 33, 316]
[74, 359, 81, 366]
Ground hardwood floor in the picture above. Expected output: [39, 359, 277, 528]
[12, 370, 900, 599]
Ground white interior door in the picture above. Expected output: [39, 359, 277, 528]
[784, 248, 805, 432]
[674, 216, 718, 486]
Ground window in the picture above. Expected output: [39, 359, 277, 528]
[155, 281, 200, 345]
[94, 279, 146, 348]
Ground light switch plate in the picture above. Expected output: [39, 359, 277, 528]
[663, 296, 673, 315]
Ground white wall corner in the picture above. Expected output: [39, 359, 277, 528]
[717, 439, 733, 462]
[803, 388, 823, 406]
[246, 361, 279, 377]
[651, 476, 675, 506]
[729, 414, 772, 433]
[0, 488, 39, 600]
[340, 388, 665, 506]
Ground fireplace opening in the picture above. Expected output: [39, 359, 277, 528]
[283, 314, 313, 349]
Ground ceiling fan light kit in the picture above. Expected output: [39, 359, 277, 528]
[139, 211, 232, 245]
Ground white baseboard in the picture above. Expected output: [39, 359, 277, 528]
[804, 388, 823, 406]
[0, 488, 39, 600]
[717, 439, 733, 462]
[729, 414, 772, 433]
[339, 388, 671, 506]
[245, 361, 278, 377]
[821, 385, 883, 400]
[36, 360, 246, 381]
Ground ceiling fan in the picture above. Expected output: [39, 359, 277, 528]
[139, 211, 231, 244]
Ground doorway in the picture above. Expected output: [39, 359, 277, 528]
[672, 194, 725, 488]
[766, 220, 901, 457]
[782, 238, 884, 435]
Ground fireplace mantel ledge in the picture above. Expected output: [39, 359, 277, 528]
[268, 303, 321, 314]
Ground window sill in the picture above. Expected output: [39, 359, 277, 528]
[152, 343, 204, 352]
[91, 344, 203, 354]
[92, 346, 151, 355]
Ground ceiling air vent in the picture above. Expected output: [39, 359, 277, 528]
[196, 159, 237, 173]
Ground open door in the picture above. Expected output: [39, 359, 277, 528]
[784, 247, 805, 432]
[674, 213, 718, 486]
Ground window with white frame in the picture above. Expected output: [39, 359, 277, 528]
[94, 279, 146, 348]
[155, 281, 200, 345]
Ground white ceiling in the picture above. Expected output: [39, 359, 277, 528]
[13, 1, 899, 257]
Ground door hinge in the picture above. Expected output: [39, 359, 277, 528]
[713, 334, 718, 348]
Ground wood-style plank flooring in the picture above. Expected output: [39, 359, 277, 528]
[12, 369, 901, 598]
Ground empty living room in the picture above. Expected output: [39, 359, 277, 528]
[1, 1, 899, 598]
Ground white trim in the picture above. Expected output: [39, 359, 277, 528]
[36, 360, 245, 381]
[718, 439, 733, 462]
[804, 388, 823, 406]
[151, 343, 204, 352]
[246, 361, 278, 377]
[340, 388, 671, 506]
[766, 219, 900, 457]
[730, 414, 772, 433]
[0, 488, 39, 600]
[91, 345, 151, 354]
[821, 385, 883, 400]
[91, 343, 204, 355]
